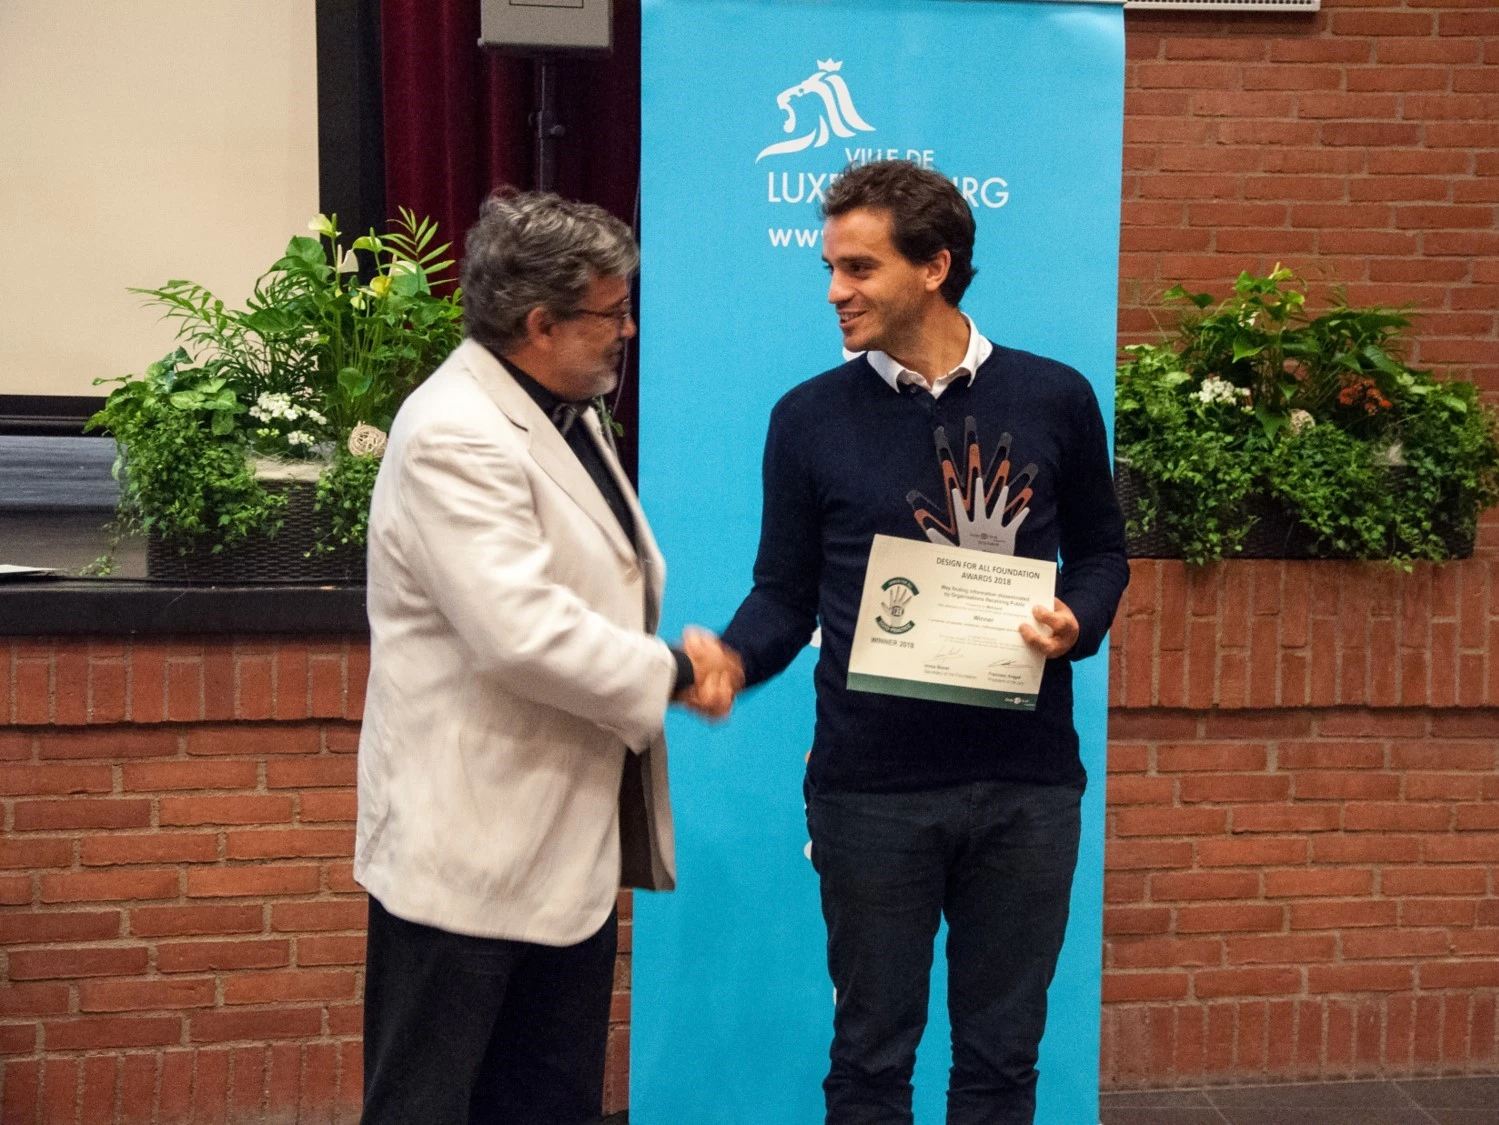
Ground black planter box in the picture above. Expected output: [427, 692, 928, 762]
[146, 481, 366, 585]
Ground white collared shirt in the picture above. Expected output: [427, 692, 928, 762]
[844, 314, 994, 399]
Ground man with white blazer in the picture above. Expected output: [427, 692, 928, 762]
[356, 190, 740, 1125]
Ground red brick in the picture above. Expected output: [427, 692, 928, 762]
[185, 865, 320, 898]
[1157, 743, 1268, 772]
[270, 900, 366, 933]
[157, 1049, 193, 1122]
[1232, 805, 1341, 833]
[301, 1041, 339, 1121]
[40, 728, 178, 760]
[54, 650, 89, 725]
[1177, 903, 1286, 934]
[1197, 837, 1307, 867]
[1264, 868, 1373, 898]
[1343, 929, 1453, 960]
[159, 795, 293, 826]
[296, 935, 366, 966]
[223, 970, 357, 1005]
[1420, 961, 1499, 990]
[1150, 871, 1261, 901]
[347, 646, 370, 720]
[299, 791, 357, 823]
[1104, 907, 1172, 936]
[90, 660, 128, 725]
[80, 833, 218, 866]
[238, 655, 274, 721]
[1384, 867, 1487, 896]
[9, 945, 147, 980]
[190, 1008, 323, 1044]
[157, 939, 290, 974]
[79, 978, 216, 1012]
[1407, 773, 1484, 801]
[0, 763, 113, 796]
[119, 1053, 156, 1121]
[1290, 900, 1398, 929]
[274, 648, 311, 721]
[186, 725, 320, 757]
[0, 983, 70, 1018]
[1195, 967, 1302, 999]
[1343, 803, 1453, 832]
[1312, 835, 1422, 864]
[129, 904, 264, 938]
[1114, 807, 1228, 837]
[43, 1015, 182, 1052]
[13, 798, 151, 831]
[1102, 972, 1190, 1002]
[1292, 772, 1400, 800]
[225, 828, 354, 860]
[1180, 774, 1290, 803]
[39, 867, 179, 904]
[324, 861, 359, 894]
[121, 760, 259, 791]
[1107, 712, 1199, 740]
[265, 758, 355, 789]
[1426, 835, 1499, 864]
[0, 910, 120, 945]
[1226, 934, 1337, 966]
[0, 876, 33, 905]
[1202, 712, 1314, 740]
[0, 838, 71, 871]
[13, 659, 51, 725]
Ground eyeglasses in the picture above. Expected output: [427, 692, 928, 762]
[570, 302, 634, 328]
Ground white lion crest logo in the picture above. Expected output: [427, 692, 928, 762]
[756, 59, 875, 163]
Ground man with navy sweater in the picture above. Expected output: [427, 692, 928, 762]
[719, 161, 1129, 1124]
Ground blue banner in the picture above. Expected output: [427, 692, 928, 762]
[637, 2, 1124, 1121]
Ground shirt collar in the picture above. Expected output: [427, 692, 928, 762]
[498, 355, 585, 434]
[844, 314, 993, 395]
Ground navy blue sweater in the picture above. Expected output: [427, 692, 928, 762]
[721, 348, 1130, 793]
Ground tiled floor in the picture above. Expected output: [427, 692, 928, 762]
[1101, 1077, 1499, 1125]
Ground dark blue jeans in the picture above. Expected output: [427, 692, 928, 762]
[806, 777, 1083, 1125]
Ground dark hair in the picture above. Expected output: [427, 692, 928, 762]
[461, 188, 639, 355]
[821, 160, 977, 306]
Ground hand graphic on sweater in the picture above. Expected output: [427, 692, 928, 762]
[906, 418, 1038, 555]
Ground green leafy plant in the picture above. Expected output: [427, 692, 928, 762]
[1118, 267, 1499, 565]
[87, 349, 288, 556]
[89, 210, 463, 560]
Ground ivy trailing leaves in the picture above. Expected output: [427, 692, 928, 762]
[1117, 267, 1499, 566]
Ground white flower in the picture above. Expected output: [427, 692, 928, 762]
[1192, 377, 1243, 406]
[338, 248, 359, 274]
[285, 431, 313, 447]
[1289, 409, 1316, 435]
[307, 410, 328, 426]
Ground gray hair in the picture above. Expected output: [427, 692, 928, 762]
[461, 189, 639, 355]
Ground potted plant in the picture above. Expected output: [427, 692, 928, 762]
[1115, 266, 1499, 565]
[87, 210, 463, 581]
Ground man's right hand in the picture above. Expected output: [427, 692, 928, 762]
[675, 627, 745, 721]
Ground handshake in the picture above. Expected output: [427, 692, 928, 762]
[672, 626, 746, 721]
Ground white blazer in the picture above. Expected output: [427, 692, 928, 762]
[354, 339, 677, 945]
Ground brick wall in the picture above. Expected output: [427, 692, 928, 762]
[1103, 559, 1499, 1086]
[0, 638, 633, 1124]
[1121, 0, 1499, 549]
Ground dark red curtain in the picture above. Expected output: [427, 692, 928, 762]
[381, 0, 643, 472]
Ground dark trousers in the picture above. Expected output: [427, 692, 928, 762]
[806, 777, 1083, 1125]
[360, 896, 617, 1125]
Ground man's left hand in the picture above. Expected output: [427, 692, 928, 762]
[1019, 597, 1079, 660]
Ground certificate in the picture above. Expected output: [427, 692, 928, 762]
[847, 534, 1056, 711]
